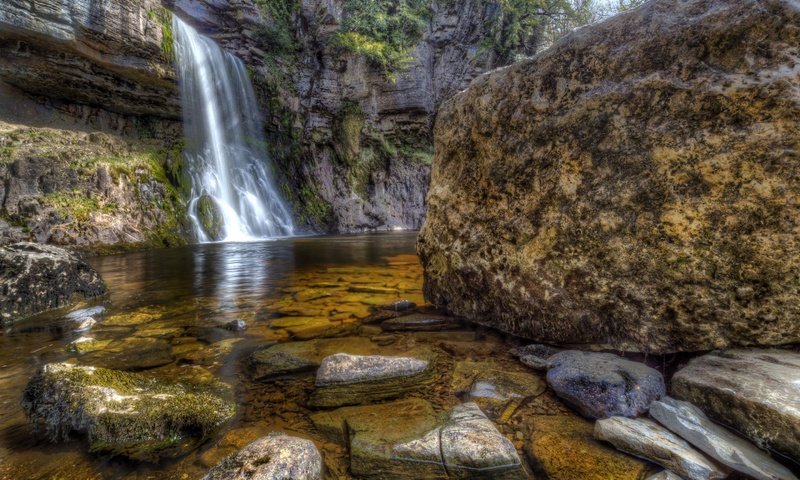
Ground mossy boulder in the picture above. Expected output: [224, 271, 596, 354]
[22, 363, 235, 461]
[196, 195, 223, 241]
[418, 0, 800, 353]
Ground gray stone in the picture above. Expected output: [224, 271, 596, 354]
[0, 243, 106, 324]
[647, 472, 685, 480]
[73, 316, 96, 332]
[224, 319, 247, 332]
[203, 432, 322, 480]
[546, 351, 665, 418]
[510, 344, 562, 371]
[247, 338, 378, 382]
[594, 417, 727, 480]
[650, 397, 798, 480]
[65, 306, 106, 320]
[671, 349, 800, 461]
[380, 313, 462, 332]
[378, 299, 417, 312]
[309, 350, 435, 407]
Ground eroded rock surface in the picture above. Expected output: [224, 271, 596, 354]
[418, 0, 800, 353]
[0, 243, 106, 323]
[22, 363, 235, 461]
[671, 349, 800, 460]
[203, 433, 322, 480]
[546, 351, 664, 419]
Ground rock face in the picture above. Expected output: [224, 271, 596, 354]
[203, 433, 323, 480]
[546, 351, 665, 419]
[0, 243, 106, 323]
[0, 0, 178, 118]
[650, 397, 797, 480]
[671, 349, 800, 461]
[308, 350, 434, 407]
[22, 363, 235, 461]
[418, 0, 800, 353]
[594, 417, 727, 480]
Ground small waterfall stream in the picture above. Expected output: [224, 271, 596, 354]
[172, 17, 294, 242]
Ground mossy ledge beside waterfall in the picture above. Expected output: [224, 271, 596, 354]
[172, 16, 294, 242]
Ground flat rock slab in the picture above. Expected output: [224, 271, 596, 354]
[311, 398, 445, 479]
[380, 313, 462, 332]
[594, 416, 727, 480]
[546, 351, 665, 418]
[309, 350, 434, 407]
[82, 337, 175, 370]
[377, 299, 417, 312]
[451, 360, 545, 421]
[510, 344, 562, 371]
[268, 316, 354, 340]
[672, 349, 800, 461]
[203, 432, 322, 480]
[247, 337, 378, 381]
[650, 397, 798, 480]
[22, 363, 235, 461]
[527, 414, 654, 480]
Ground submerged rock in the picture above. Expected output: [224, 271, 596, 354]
[0, 243, 106, 324]
[73, 316, 96, 332]
[308, 349, 434, 407]
[223, 319, 247, 332]
[203, 432, 322, 480]
[650, 397, 797, 480]
[527, 414, 654, 480]
[22, 363, 235, 461]
[377, 299, 417, 312]
[417, 0, 800, 353]
[247, 337, 378, 382]
[451, 360, 545, 421]
[380, 313, 462, 332]
[671, 349, 800, 460]
[82, 337, 175, 370]
[510, 344, 562, 371]
[594, 417, 727, 480]
[546, 351, 665, 418]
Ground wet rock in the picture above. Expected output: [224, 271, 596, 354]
[268, 316, 353, 340]
[223, 319, 247, 332]
[82, 337, 175, 370]
[311, 398, 445, 479]
[648, 472, 686, 480]
[546, 351, 665, 418]
[247, 337, 377, 381]
[451, 360, 545, 421]
[73, 317, 96, 332]
[202, 432, 322, 480]
[380, 313, 462, 332]
[594, 417, 727, 480]
[347, 286, 399, 295]
[22, 363, 235, 461]
[65, 306, 106, 320]
[510, 344, 562, 371]
[527, 414, 654, 480]
[671, 349, 800, 460]
[378, 299, 417, 312]
[308, 349, 435, 407]
[66, 336, 111, 354]
[195, 196, 223, 241]
[650, 397, 797, 480]
[0, 243, 106, 324]
[417, 0, 800, 353]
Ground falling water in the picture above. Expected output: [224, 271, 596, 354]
[172, 17, 294, 242]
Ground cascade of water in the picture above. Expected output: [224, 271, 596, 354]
[172, 16, 294, 242]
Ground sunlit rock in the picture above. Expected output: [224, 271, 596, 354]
[671, 349, 800, 461]
[247, 337, 377, 382]
[22, 363, 235, 461]
[202, 433, 322, 480]
[594, 417, 727, 480]
[546, 351, 664, 418]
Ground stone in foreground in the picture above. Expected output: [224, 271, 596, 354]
[0, 243, 106, 324]
[594, 417, 727, 480]
[246, 337, 377, 381]
[202, 432, 322, 480]
[308, 350, 434, 407]
[451, 360, 545, 421]
[417, 0, 800, 353]
[527, 414, 654, 480]
[22, 363, 235, 461]
[671, 349, 800, 461]
[546, 351, 664, 418]
[650, 397, 797, 480]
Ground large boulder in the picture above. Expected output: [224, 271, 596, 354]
[417, 0, 800, 353]
[203, 433, 323, 480]
[22, 363, 235, 461]
[671, 349, 800, 461]
[0, 243, 106, 324]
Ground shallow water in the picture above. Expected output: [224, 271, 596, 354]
[0, 233, 790, 479]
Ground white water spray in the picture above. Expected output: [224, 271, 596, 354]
[172, 17, 294, 242]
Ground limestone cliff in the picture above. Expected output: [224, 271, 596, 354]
[418, 0, 800, 353]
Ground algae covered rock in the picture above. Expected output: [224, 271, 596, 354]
[22, 363, 235, 461]
[418, 0, 800, 353]
[0, 243, 106, 324]
[203, 432, 323, 480]
[196, 195, 223, 241]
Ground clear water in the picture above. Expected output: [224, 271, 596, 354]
[173, 17, 294, 242]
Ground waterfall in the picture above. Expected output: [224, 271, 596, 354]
[172, 17, 294, 242]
